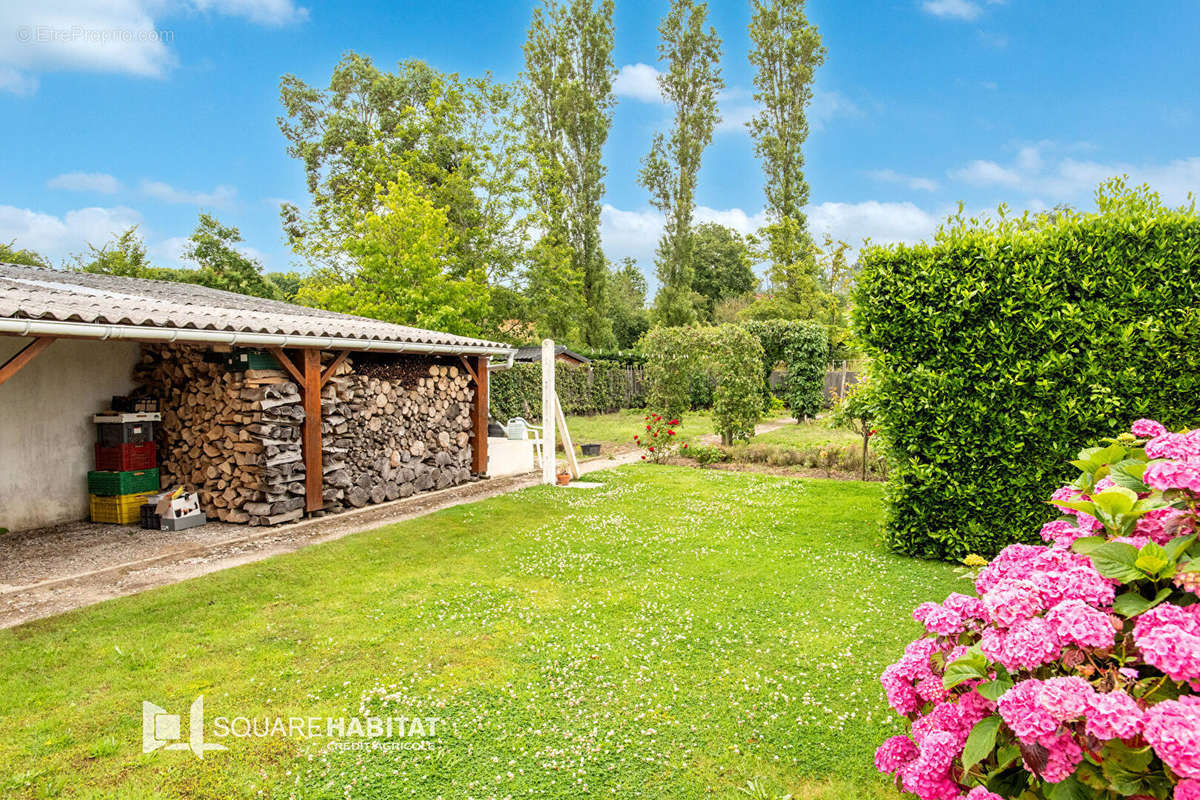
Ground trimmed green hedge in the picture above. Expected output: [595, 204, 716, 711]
[742, 320, 828, 418]
[642, 325, 763, 443]
[854, 183, 1200, 560]
[489, 361, 645, 421]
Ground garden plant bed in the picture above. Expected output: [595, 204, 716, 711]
[0, 466, 956, 799]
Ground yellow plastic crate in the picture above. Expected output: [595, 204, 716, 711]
[90, 491, 154, 524]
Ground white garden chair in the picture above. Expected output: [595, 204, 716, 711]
[506, 417, 545, 467]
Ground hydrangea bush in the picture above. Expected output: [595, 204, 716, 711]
[877, 419, 1200, 799]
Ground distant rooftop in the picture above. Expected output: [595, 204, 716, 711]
[512, 345, 590, 363]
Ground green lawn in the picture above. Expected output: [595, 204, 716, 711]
[0, 467, 956, 799]
[750, 419, 860, 449]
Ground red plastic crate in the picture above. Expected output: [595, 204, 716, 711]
[94, 442, 157, 471]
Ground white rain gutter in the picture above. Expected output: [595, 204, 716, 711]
[0, 318, 516, 359]
[487, 349, 516, 371]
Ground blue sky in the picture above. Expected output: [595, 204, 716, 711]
[2, 0, 1199, 283]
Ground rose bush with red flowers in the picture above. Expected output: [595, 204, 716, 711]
[635, 413, 680, 464]
[877, 419, 1200, 799]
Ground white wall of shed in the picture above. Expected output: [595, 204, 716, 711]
[0, 337, 140, 531]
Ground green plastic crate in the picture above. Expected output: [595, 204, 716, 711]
[87, 468, 160, 497]
[225, 349, 282, 372]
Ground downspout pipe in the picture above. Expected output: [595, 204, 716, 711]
[0, 318, 517, 359]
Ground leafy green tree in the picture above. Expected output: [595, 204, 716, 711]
[607, 258, 651, 348]
[72, 227, 202, 284]
[748, 0, 825, 273]
[264, 271, 304, 302]
[520, 0, 617, 348]
[183, 214, 282, 300]
[295, 173, 488, 336]
[639, 0, 724, 327]
[278, 53, 527, 286]
[816, 234, 856, 360]
[0, 241, 50, 267]
[691, 223, 757, 319]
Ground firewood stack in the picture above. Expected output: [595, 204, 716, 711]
[320, 361, 475, 513]
[132, 346, 476, 526]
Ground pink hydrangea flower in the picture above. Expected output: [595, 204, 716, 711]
[1085, 690, 1144, 740]
[1044, 599, 1115, 649]
[1146, 432, 1200, 462]
[983, 579, 1046, 627]
[1134, 604, 1200, 682]
[1132, 418, 1168, 439]
[964, 788, 1004, 800]
[1175, 778, 1200, 800]
[1144, 461, 1200, 493]
[875, 734, 918, 772]
[900, 729, 965, 799]
[997, 680, 1060, 743]
[1137, 507, 1194, 544]
[1036, 676, 1094, 724]
[1040, 519, 1086, 547]
[881, 637, 943, 715]
[1036, 729, 1084, 783]
[1145, 696, 1200, 779]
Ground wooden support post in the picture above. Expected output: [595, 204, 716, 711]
[268, 346, 304, 385]
[319, 351, 351, 389]
[541, 339, 556, 485]
[554, 393, 579, 479]
[0, 337, 55, 387]
[470, 354, 489, 475]
[302, 349, 323, 513]
[459, 355, 478, 385]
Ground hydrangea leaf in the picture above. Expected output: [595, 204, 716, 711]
[961, 714, 1001, 772]
[1087, 541, 1147, 583]
[1112, 587, 1172, 618]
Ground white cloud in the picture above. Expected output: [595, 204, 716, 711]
[716, 90, 861, 136]
[867, 169, 939, 192]
[0, 65, 39, 94]
[601, 200, 942, 269]
[810, 90, 862, 131]
[47, 171, 122, 194]
[149, 235, 190, 266]
[949, 143, 1200, 206]
[716, 104, 756, 134]
[951, 159, 1023, 187]
[0, 204, 143, 263]
[613, 63, 663, 103]
[191, 0, 308, 26]
[140, 179, 236, 206]
[0, 0, 307, 94]
[808, 201, 943, 257]
[921, 0, 982, 20]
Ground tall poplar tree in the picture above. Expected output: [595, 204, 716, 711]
[747, 0, 825, 276]
[639, 0, 724, 327]
[521, 0, 617, 348]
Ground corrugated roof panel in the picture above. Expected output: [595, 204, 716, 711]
[0, 263, 510, 351]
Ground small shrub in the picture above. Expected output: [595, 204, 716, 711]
[876, 419, 1200, 799]
[688, 444, 729, 466]
[829, 377, 882, 481]
[634, 412, 680, 463]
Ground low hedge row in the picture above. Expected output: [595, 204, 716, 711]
[489, 361, 645, 421]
